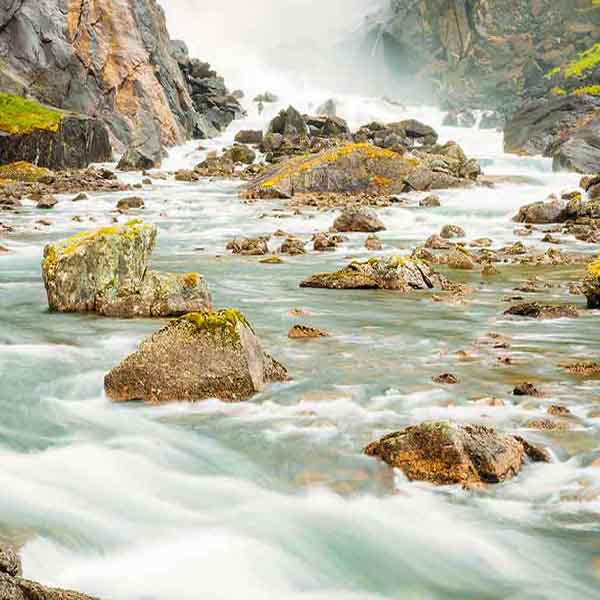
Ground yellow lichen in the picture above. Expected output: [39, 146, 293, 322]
[260, 143, 417, 190]
[572, 85, 600, 96]
[0, 161, 52, 182]
[178, 309, 252, 335]
[183, 272, 201, 287]
[588, 254, 600, 278]
[0, 93, 64, 135]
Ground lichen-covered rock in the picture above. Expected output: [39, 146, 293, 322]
[0, 161, 52, 183]
[41, 220, 211, 317]
[0, 94, 111, 170]
[364, 421, 549, 486]
[504, 302, 579, 320]
[333, 206, 386, 233]
[117, 147, 161, 171]
[300, 256, 448, 291]
[226, 237, 269, 256]
[104, 309, 288, 403]
[583, 254, 600, 308]
[244, 143, 420, 198]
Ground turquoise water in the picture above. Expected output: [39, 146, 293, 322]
[1, 103, 600, 599]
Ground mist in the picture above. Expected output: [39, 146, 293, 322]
[160, 0, 397, 100]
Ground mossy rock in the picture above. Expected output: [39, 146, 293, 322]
[0, 161, 52, 182]
[104, 309, 288, 403]
[0, 93, 63, 135]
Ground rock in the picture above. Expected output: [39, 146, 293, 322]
[443, 109, 476, 128]
[72, 192, 89, 202]
[395, 119, 438, 145]
[267, 106, 309, 138]
[513, 382, 544, 398]
[526, 418, 569, 432]
[279, 236, 306, 255]
[0, 548, 21, 578]
[0, 161, 52, 183]
[583, 255, 600, 308]
[116, 196, 145, 211]
[333, 207, 385, 233]
[419, 194, 440, 207]
[504, 302, 579, 320]
[104, 309, 287, 403]
[513, 198, 567, 224]
[481, 263, 499, 277]
[288, 325, 331, 339]
[364, 234, 383, 251]
[440, 224, 465, 239]
[300, 256, 448, 292]
[36, 195, 57, 209]
[364, 422, 548, 486]
[304, 115, 350, 138]
[226, 237, 269, 256]
[41, 220, 212, 318]
[253, 92, 279, 103]
[0, 94, 112, 169]
[425, 234, 453, 250]
[563, 360, 600, 377]
[260, 256, 284, 264]
[548, 405, 571, 417]
[117, 147, 161, 171]
[552, 115, 600, 173]
[432, 373, 459, 384]
[223, 144, 256, 165]
[447, 248, 475, 270]
[234, 130, 263, 145]
[316, 99, 337, 117]
[312, 233, 339, 252]
[504, 95, 600, 157]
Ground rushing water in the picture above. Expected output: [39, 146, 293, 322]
[2, 2, 600, 596]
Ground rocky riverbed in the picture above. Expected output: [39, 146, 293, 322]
[1, 95, 600, 599]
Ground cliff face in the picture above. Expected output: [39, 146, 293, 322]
[377, 0, 600, 113]
[0, 0, 242, 159]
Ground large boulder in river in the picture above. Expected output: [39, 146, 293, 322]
[0, 93, 111, 170]
[333, 207, 386, 232]
[267, 106, 309, 139]
[300, 256, 448, 291]
[104, 309, 288, 403]
[583, 255, 600, 309]
[364, 422, 549, 486]
[244, 143, 420, 198]
[552, 115, 600, 173]
[42, 220, 211, 317]
[513, 198, 568, 224]
[117, 146, 161, 171]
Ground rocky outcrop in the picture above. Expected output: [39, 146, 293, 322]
[373, 1, 600, 114]
[0, 546, 97, 600]
[364, 421, 549, 486]
[0, 0, 241, 159]
[104, 309, 288, 403]
[583, 255, 600, 308]
[300, 256, 448, 291]
[0, 94, 111, 169]
[41, 220, 212, 317]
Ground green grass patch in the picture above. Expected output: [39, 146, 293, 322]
[0, 93, 64, 135]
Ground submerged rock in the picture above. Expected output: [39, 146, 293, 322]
[333, 207, 385, 233]
[104, 309, 288, 403]
[364, 422, 549, 486]
[288, 325, 331, 339]
[300, 256, 448, 292]
[41, 220, 211, 318]
[504, 302, 579, 320]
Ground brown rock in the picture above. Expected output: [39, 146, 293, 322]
[116, 196, 145, 211]
[364, 234, 384, 251]
[513, 382, 544, 398]
[433, 373, 459, 384]
[440, 224, 465, 239]
[333, 207, 386, 233]
[504, 302, 579, 320]
[288, 325, 331, 339]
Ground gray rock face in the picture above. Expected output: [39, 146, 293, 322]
[513, 198, 568, 224]
[104, 310, 288, 403]
[0, 1, 241, 159]
[41, 220, 212, 318]
[552, 116, 600, 174]
[0, 115, 111, 170]
[267, 106, 309, 139]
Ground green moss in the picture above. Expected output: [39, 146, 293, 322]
[0, 93, 64, 135]
[178, 309, 252, 336]
[0, 161, 52, 182]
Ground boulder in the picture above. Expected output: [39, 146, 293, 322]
[0, 548, 21, 578]
[288, 325, 331, 339]
[244, 143, 420, 198]
[395, 119, 438, 145]
[419, 194, 440, 208]
[36, 195, 58, 210]
[116, 196, 145, 211]
[41, 220, 211, 317]
[304, 115, 350, 138]
[440, 224, 465, 239]
[504, 302, 579, 320]
[447, 248, 475, 270]
[226, 237, 269, 256]
[300, 256, 448, 291]
[513, 198, 567, 224]
[364, 422, 549, 486]
[312, 232, 340, 252]
[0, 161, 52, 182]
[552, 115, 600, 173]
[104, 309, 288, 403]
[117, 147, 161, 171]
[583, 255, 600, 308]
[223, 144, 256, 165]
[267, 106, 309, 138]
[364, 234, 383, 251]
[279, 236, 306, 255]
[0, 94, 111, 170]
[234, 130, 263, 145]
[333, 207, 386, 233]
